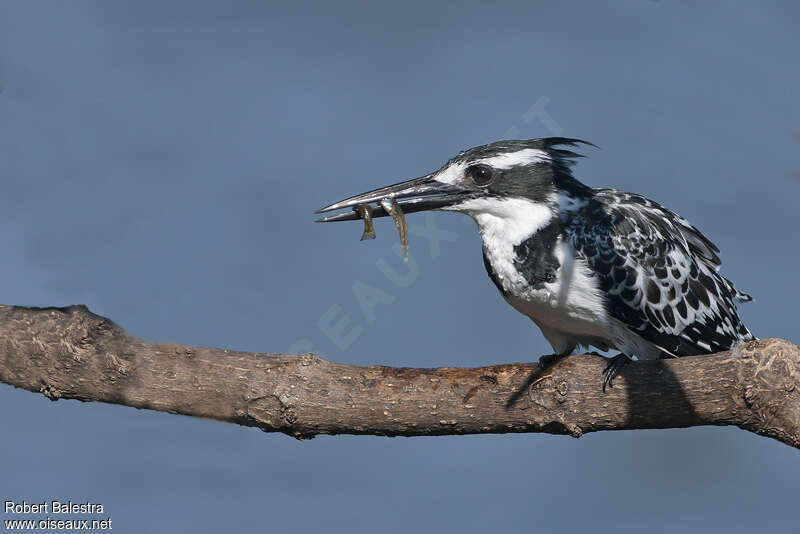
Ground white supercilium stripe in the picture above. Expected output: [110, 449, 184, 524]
[476, 149, 549, 169]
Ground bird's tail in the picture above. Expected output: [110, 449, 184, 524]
[723, 275, 753, 303]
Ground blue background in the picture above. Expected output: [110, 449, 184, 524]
[1, 1, 799, 532]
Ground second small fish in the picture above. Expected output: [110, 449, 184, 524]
[380, 198, 409, 260]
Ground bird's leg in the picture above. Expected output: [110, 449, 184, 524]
[603, 353, 632, 392]
[537, 352, 569, 369]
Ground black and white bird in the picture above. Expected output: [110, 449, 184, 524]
[317, 138, 755, 388]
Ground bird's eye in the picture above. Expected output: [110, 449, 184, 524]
[467, 164, 494, 186]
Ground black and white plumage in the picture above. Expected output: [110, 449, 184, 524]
[317, 137, 755, 381]
[560, 188, 753, 359]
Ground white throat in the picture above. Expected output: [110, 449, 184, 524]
[446, 196, 555, 246]
[445, 196, 555, 293]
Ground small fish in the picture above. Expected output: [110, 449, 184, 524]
[354, 204, 376, 240]
[380, 197, 408, 259]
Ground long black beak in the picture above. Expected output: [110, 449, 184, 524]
[315, 174, 471, 222]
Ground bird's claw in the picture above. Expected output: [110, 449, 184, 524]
[538, 353, 565, 369]
[603, 354, 632, 392]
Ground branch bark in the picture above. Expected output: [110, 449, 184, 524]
[0, 304, 798, 449]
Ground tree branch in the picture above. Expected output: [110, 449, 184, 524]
[0, 304, 798, 449]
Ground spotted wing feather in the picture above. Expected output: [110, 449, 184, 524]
[564, 190, 754, 357]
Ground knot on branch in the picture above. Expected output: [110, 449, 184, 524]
[40, 383, 62, 401]
[246, 394, 315, 440]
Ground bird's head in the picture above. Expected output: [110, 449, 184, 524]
[316, 137, 594, 226]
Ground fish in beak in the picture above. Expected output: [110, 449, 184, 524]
[315, 173, 474, 223]
[317, 172, 479, 258]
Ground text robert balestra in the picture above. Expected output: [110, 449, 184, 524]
[5, 500, 105, 514]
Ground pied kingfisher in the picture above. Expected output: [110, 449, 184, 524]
[317, 138, 755, 389]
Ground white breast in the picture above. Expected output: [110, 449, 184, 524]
[507, 240, 609, 337]
[449, 196, 613, 354]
